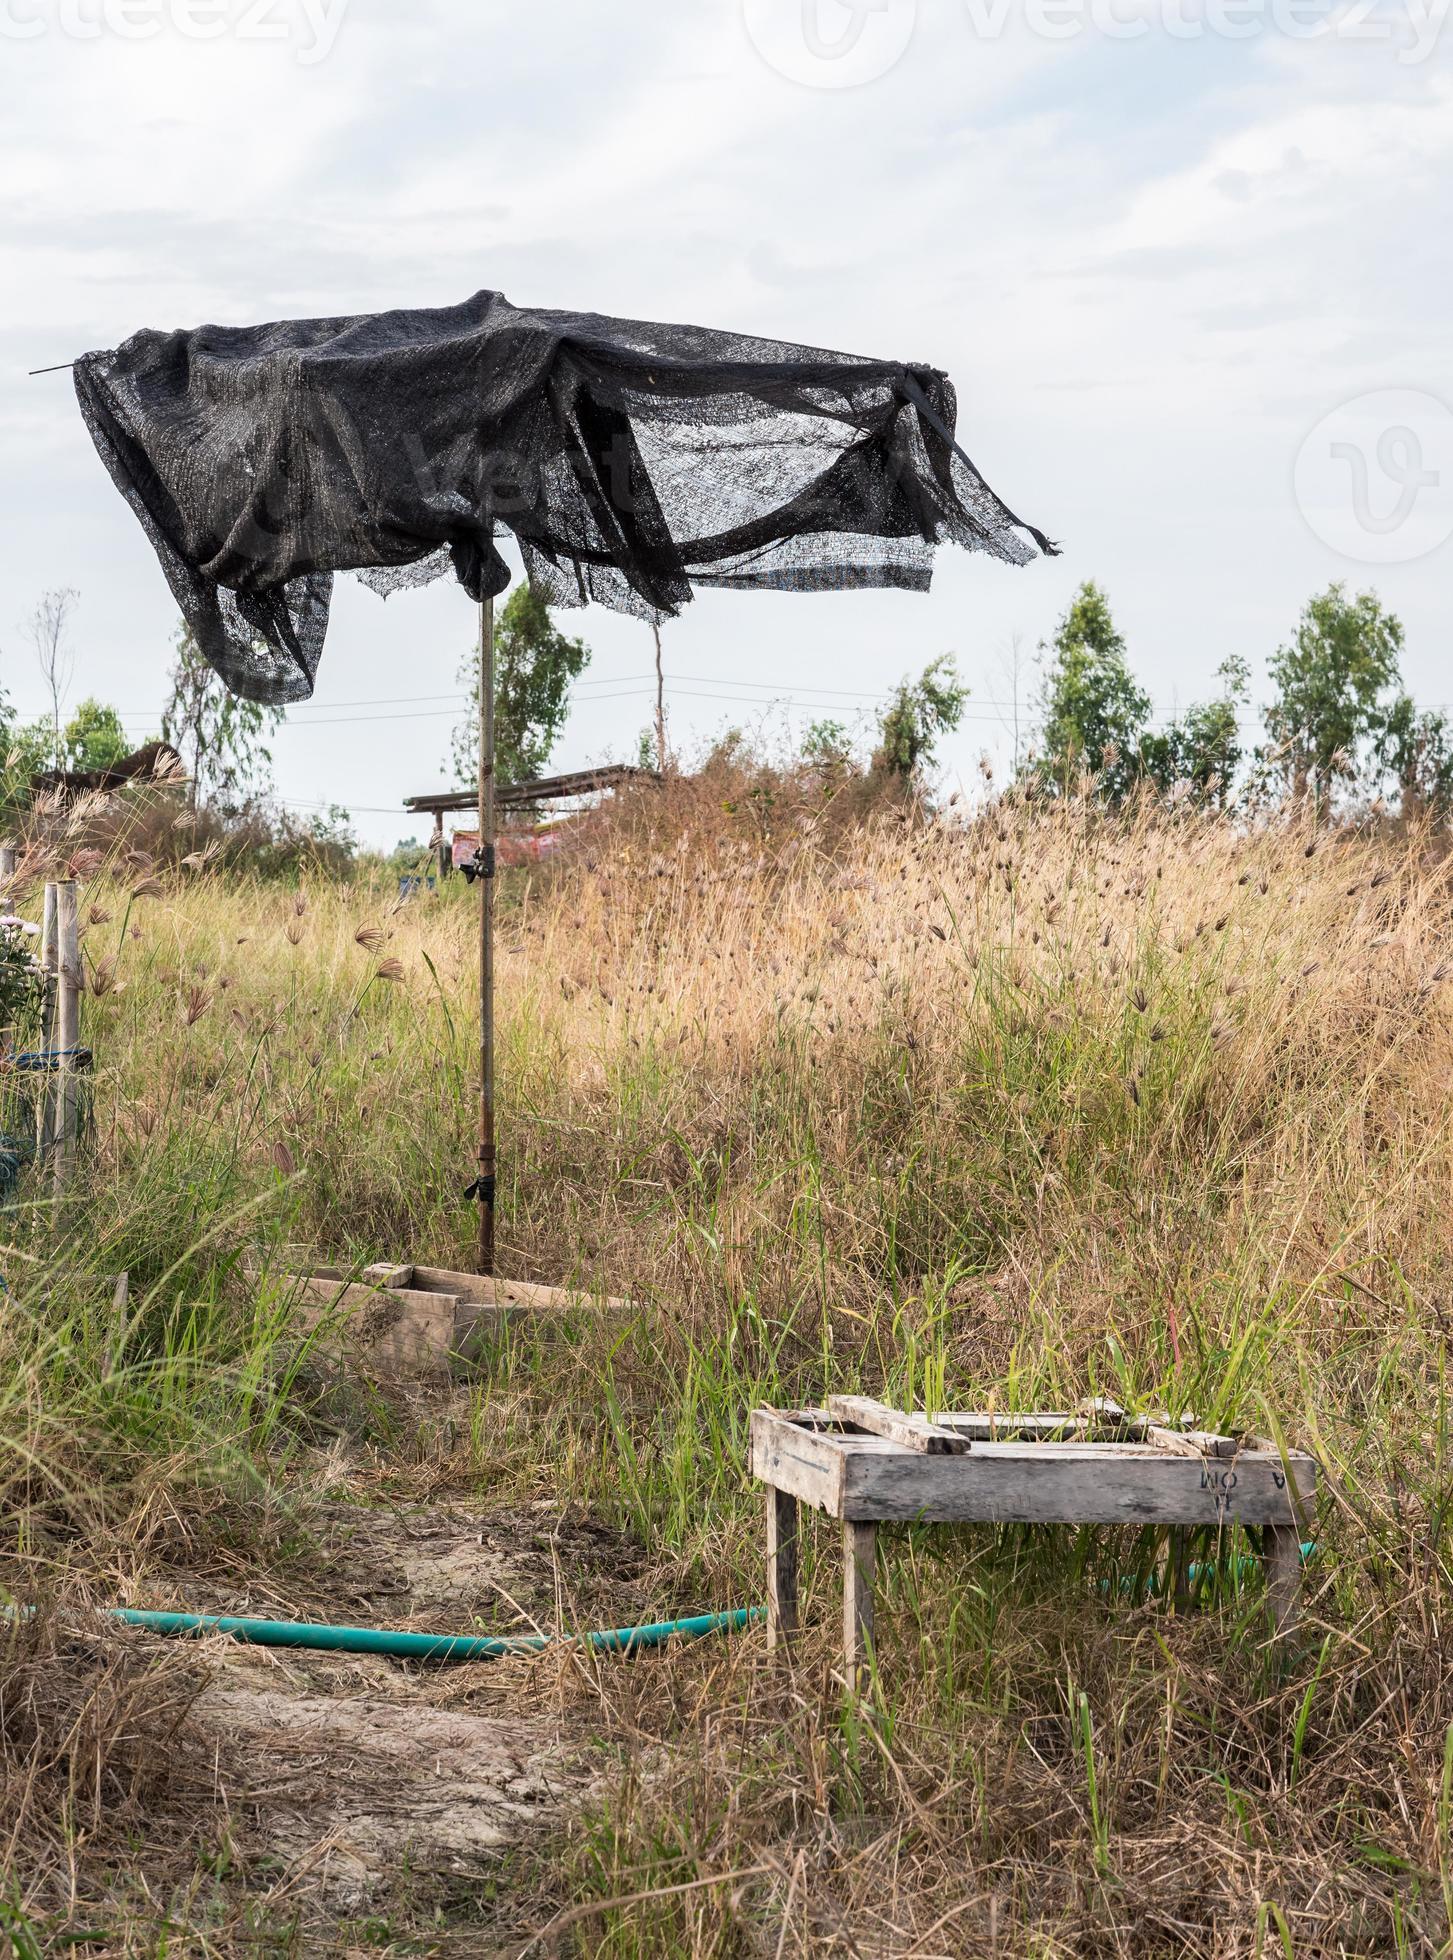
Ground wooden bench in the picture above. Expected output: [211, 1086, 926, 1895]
[750, 1398, 1317, 1682]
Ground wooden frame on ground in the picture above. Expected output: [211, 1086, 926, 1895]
[750, 1398, 1317, 1682]
[270, 1260, 632, 1377]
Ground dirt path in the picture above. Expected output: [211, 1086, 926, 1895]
[166, 1499, 654, 1920]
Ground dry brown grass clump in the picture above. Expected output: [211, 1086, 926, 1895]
[0, 1592, 223, 1941]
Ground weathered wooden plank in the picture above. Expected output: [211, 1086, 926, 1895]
[285, 1275, 463, 1375]
[933, 1412, 1093, 1440]
[1175, 1430, 1241, 1459]
[361, 1262, 416, 1289]
[839, 1444, 1315, 1526]
[269, 1263, 634, 1375]
[825, 1396, 970, 1455]
[860, 1408, 1186, 1441]
[286, 1275, 457, 1317]
[835, 1434, 1217, 1461]
[749, 1409, 844, 1514]
[928, 1410, 1241, 1455]
[842, 1519, 876, 1688]
[1262, 1523, 1303, 1639]
[765, 1486, 799, 1652]
[405, 763, 656, 818]
[410, 1265, 633, 1315]
[1143, 1425, 1208, 1459]
[1079, 1395, 1127, 1421]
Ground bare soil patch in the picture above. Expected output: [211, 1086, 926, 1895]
[8, 1496, 655, 1938]
[196, 1651, 575, 1914]
[176, 1497, 650, 1913]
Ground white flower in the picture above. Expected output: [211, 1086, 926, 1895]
[0, 917, 39, 935]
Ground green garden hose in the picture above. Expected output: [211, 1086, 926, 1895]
[1110, 1540, 1318, 1599]
[14, 1542, 1316, 1664]
[103, 1603, 762, 1660]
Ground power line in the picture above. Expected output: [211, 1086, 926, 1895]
[17, 659, 1427, 733]
[276, 795, 421, 816]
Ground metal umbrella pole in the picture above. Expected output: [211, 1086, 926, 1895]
[475, 589, 497, 1276]
[56, 297, 1057, 1292]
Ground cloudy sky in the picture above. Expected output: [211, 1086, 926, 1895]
[2, 0, 1450, 845]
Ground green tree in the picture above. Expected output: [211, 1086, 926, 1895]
[162, 623, 282, 813]
[1033, 581, 1150, 804]
[0, 683, 23, 812]
[4, 720, 58, 799]
[1264, 584, 1404, 809]
[62, 697, 132, 773]
[1141, 656, 1250, 806]
[452, 585, 590, 789]
[1376, 694, 1453, 818]
[874, 656, 967, 780]
[799, 717, 858, 800]
[1, 700, 143, 807]
[803, 717, 853, 768]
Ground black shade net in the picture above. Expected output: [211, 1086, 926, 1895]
[74, 288, 1056, 705]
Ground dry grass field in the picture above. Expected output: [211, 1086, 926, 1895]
[4, 779, 1453, 1955]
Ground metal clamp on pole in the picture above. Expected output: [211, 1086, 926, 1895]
[460, 842, 495, 884]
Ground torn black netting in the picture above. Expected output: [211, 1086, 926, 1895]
[74, 288, 1056, 705]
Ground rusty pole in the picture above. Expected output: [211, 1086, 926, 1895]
[476, 589, 497, 1275]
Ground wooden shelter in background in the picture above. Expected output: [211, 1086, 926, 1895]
[405, 764, 657, 879]
[29, 740, 185, 802]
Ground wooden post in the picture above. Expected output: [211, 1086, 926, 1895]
[53, 880, 80, 1195]
[102, 1271, 130, 1378]
[0, 843, 15, 887]
[39, 883, 57, 1021]
[37, 883, 58, 1157]
[476, 589, 497, 1276]
[1262, 1524, 1302, 1641]
[1169, 1528, 1192, 1612]
[766, 1486, 799, 1651]
[651, 619, 666, 773]
[842, 1519, 877, 1687]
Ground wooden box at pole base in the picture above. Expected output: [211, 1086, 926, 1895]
[272, 1261, 632, 1379]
